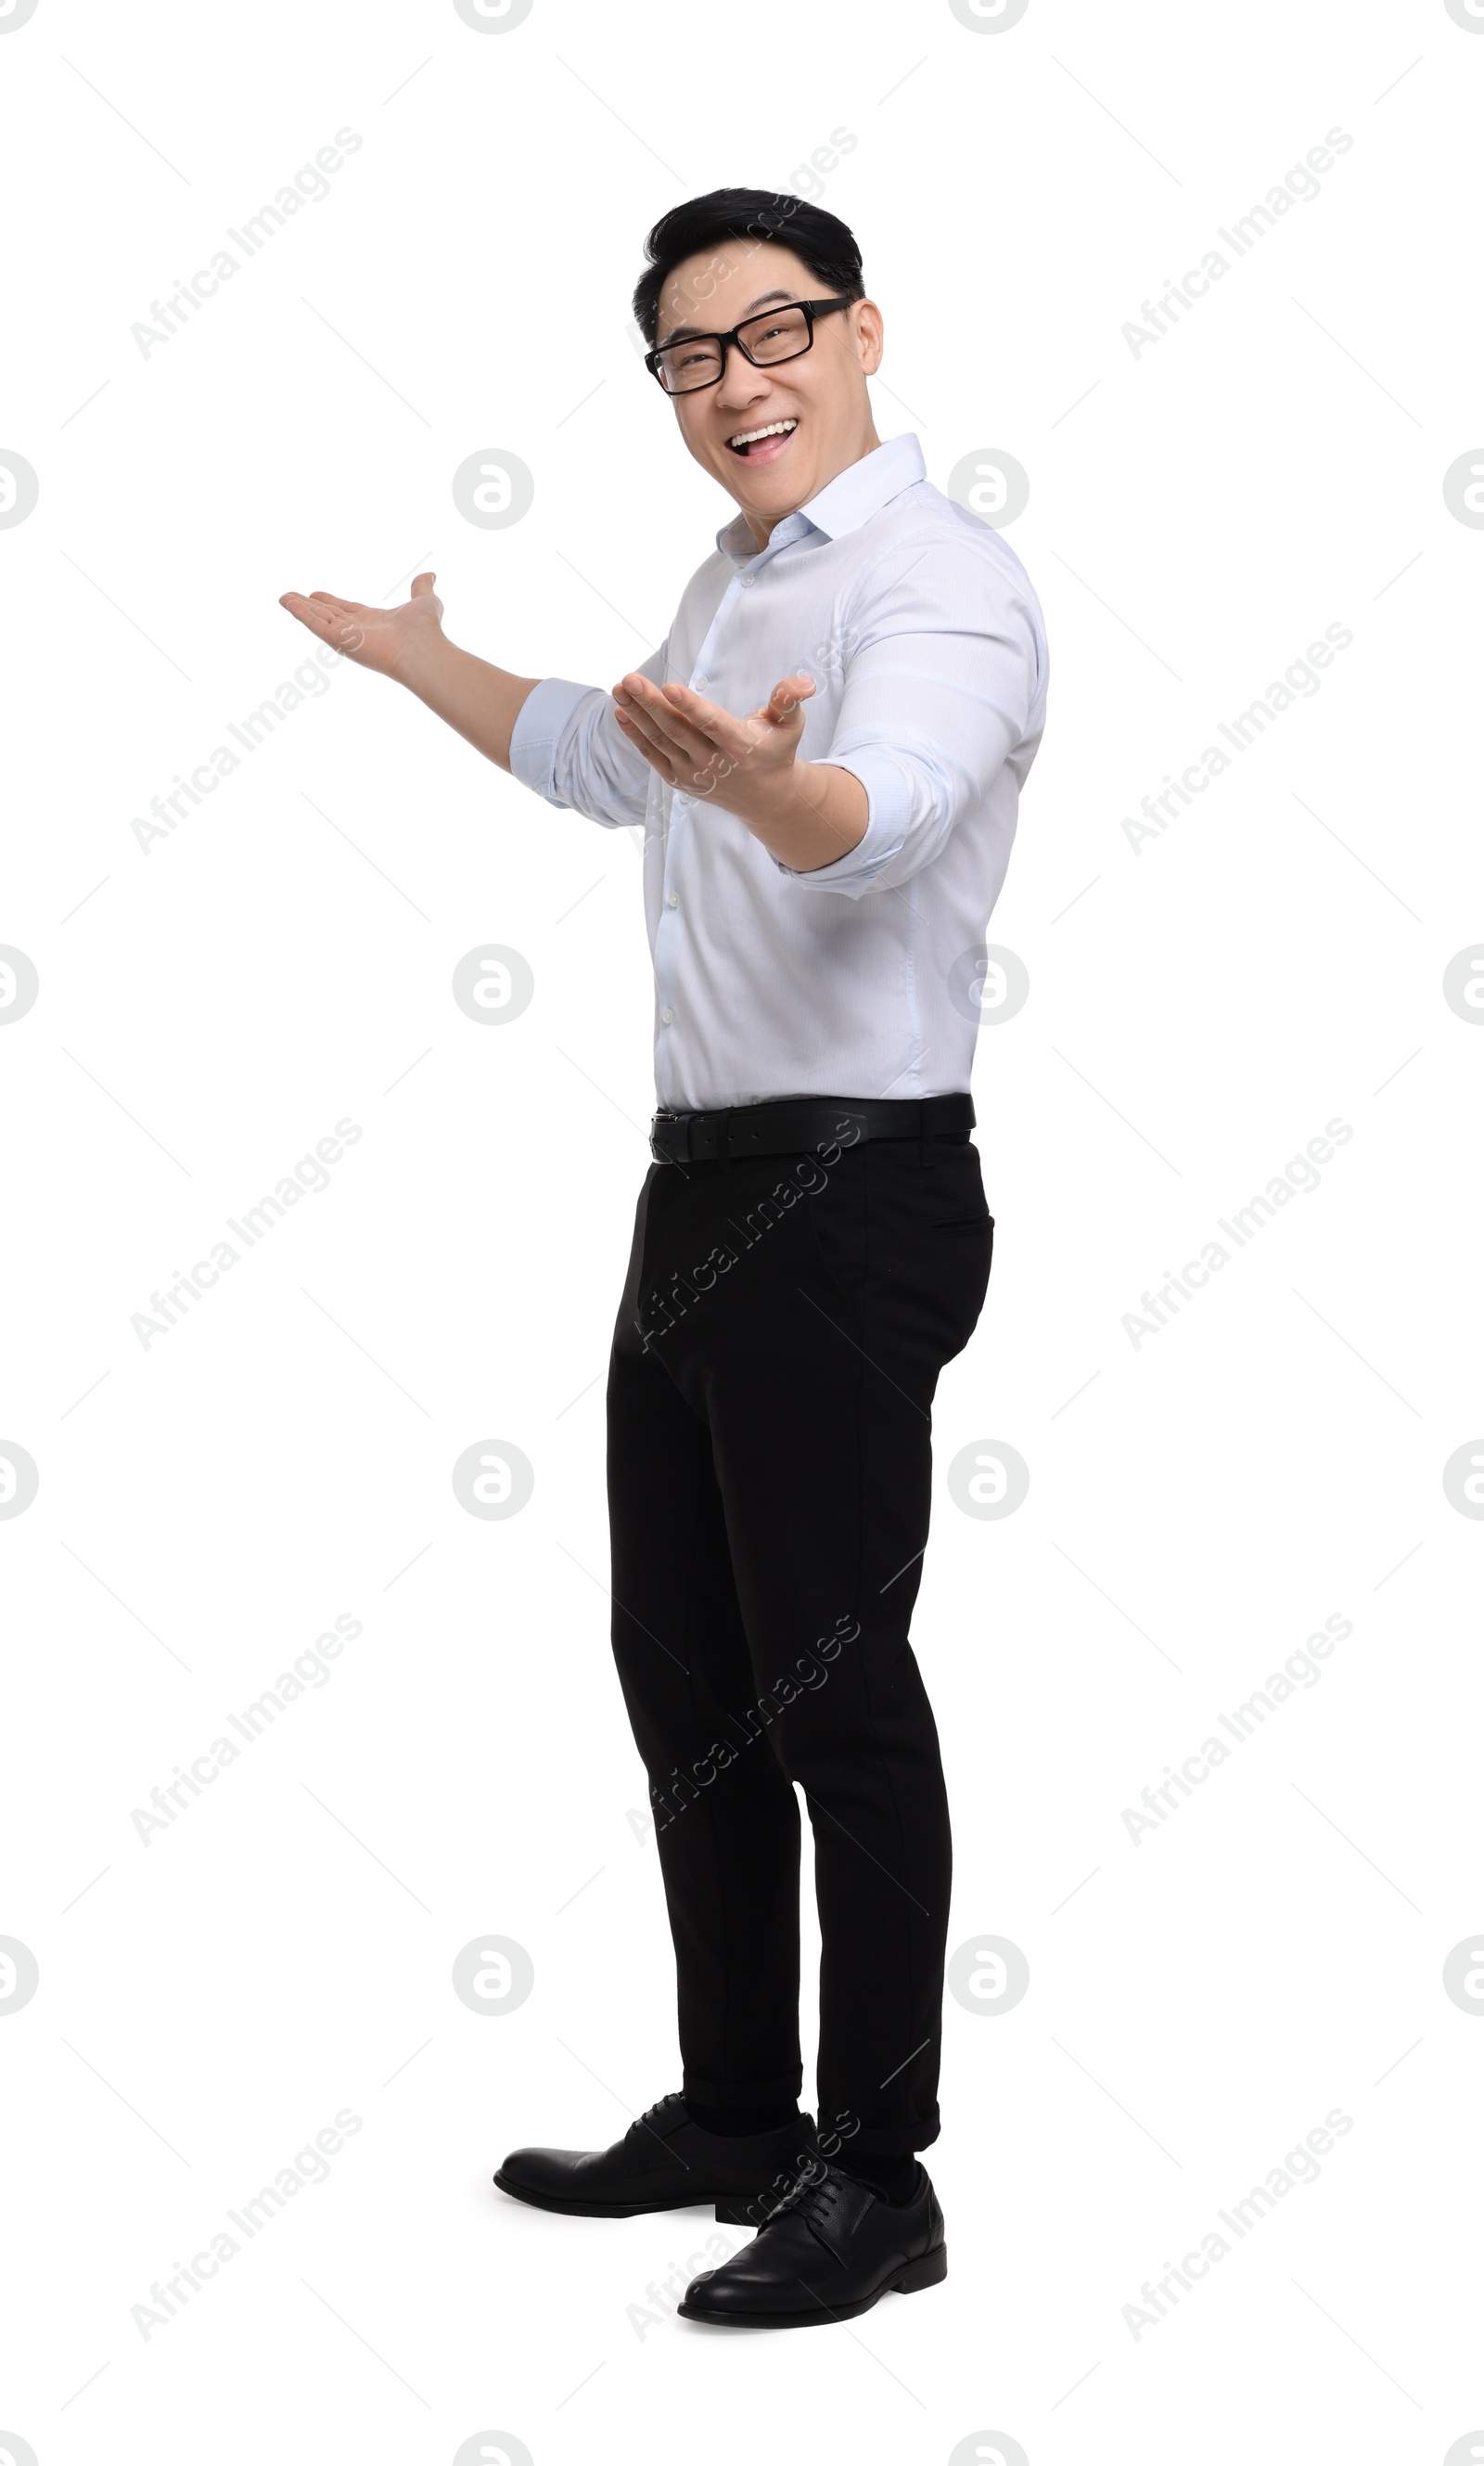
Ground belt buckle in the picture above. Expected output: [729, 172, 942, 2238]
[649, 1112, 685, 1164]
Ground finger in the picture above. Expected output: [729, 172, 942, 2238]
[613, 688, 682, 758]
[645, 711, 713, 788]
[281, 593, 375, 657]
[282, 592, 358, 627]
[279, 592, 345, 635]
[618, 672, 705, 737]
[614, 708, 677, 783]
[765, 672, 816, 718]
[613, 700, 676, 765]
[618, 677, 718, 769]
[628, 677, 740, 778]
[659, 681, 758, 764]
[654, 687, 731, 770]
[315, 597, 378, 654]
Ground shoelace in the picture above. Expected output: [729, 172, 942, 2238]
[758, 2162, 839, 2232]
[631, 2093, 681, 2138]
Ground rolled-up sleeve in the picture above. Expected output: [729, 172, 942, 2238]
[783, 543, 1044, 898]
[508, 640, 671, 830]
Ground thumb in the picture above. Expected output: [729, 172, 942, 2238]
[409, 571, 438, 599]
[770, 672, 816, 716]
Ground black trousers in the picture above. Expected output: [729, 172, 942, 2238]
[605, 1123, 993, 2156]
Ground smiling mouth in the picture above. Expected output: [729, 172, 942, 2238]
[725, 418, 798, 461]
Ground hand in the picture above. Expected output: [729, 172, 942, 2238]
[612, 671, 816, 812]
[611, 667, 866, 872]
[278, 570, 446, 684]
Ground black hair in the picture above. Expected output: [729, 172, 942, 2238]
[632, 187, 864, 347]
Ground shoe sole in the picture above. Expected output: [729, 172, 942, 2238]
[493, 2171, 774, 2220]
[677, 2241, 948, 2327]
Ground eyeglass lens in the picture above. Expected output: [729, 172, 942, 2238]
[654, 303, 812, 394]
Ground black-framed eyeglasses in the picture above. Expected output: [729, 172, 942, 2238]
[646, 297, 854, 395]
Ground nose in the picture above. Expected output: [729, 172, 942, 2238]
[713, 343, 772, 415]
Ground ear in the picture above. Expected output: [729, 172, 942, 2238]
[850, 297, 884, 378]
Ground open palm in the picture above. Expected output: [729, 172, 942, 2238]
[278, 569, 444, 680]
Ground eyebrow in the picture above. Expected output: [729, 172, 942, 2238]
[656, 289, 796, 350]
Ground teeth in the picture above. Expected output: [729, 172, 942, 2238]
[728, 419, 798, 448]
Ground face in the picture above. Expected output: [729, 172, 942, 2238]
[654, 240, 884, 544]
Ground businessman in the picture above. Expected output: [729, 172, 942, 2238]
[282, 187, 1048, 2329]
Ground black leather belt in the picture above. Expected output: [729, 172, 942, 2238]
[648, 1092, 975, 1165]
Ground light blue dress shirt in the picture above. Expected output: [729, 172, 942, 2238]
[509, 432, 1049, 1112]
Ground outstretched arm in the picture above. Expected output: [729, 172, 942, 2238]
[279, 572, 541, 772]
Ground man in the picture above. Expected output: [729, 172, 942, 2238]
[281, 187, 1048, 2330]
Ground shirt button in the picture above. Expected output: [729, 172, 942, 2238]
[660, 1006, 674, 1025]
[694, 674, 709, 688]
[740, 573, 755, 587]
[667, 892, 679, 909]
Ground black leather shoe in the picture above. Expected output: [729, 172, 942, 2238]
[677, 2158, 946, 2326]
[494, 2092, 816, 2219]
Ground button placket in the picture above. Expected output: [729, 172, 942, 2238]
[662, 567, 745, 983]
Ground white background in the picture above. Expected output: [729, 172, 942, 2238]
[2, 0, 1481, 2460]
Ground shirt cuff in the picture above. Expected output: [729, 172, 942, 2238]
[775, 750, 912, 895]
[508, 675, 601, 808]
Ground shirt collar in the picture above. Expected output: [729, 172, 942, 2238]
[714, 431, 926, 562]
